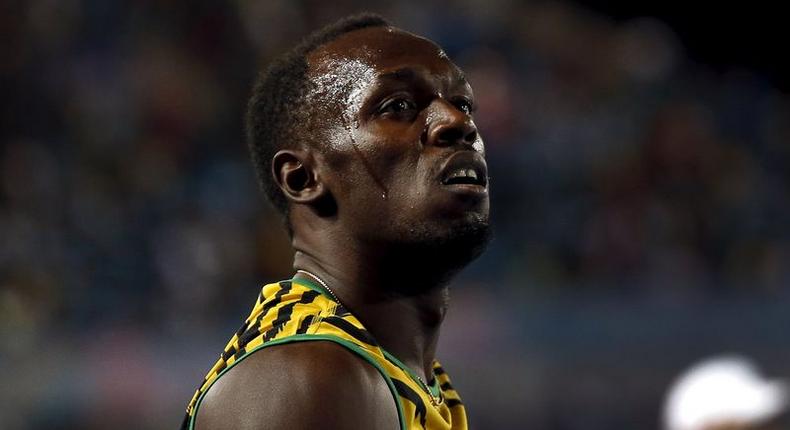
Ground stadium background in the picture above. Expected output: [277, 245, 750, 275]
[2, 1, 789, 428]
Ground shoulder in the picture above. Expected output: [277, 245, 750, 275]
[193, 340, 400, 430]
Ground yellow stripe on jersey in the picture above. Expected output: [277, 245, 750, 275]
[181, 279, 468, 430]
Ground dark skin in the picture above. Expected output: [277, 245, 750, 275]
[196, 26, 489, 430]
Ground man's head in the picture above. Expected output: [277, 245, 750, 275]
[247, 14, 490, 272]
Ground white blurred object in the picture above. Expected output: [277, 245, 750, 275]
[663, 355, 788, 430]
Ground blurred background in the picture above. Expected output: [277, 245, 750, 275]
[2, 1, 789, 429]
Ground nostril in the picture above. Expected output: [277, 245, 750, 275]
[464, 130, 477, 143]
[437, 128, 464, 145]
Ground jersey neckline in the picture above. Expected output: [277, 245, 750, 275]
[291, 277, 443, 399]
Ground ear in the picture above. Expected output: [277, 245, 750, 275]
[272, 149, 328, 205]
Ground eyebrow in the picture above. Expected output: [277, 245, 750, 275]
[377, 66, 468, 88]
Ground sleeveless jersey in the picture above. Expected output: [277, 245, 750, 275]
[181, 278, 468, 430]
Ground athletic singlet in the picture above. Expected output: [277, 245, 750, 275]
[181, 278, 468, 430]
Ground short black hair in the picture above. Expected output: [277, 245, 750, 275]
[246, 13, 391, 220]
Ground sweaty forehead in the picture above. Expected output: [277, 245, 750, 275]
[307, 26, 455, 81]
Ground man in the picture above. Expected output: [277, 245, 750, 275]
[181, 13, 490, 430]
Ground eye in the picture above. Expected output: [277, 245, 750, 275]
[379, 97, 417, 115]
[453, 98, 474, 115]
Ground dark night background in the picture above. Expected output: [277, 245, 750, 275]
[2, 1, 789, 429]
[578, 2, 790, 90]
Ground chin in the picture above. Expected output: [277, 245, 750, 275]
[409, 215, 491, 267]
[375, 215, 491, 294]
[437, 216, 491, 256]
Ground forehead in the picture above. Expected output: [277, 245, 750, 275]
[307, 26, 460, 84]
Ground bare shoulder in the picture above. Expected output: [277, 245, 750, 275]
[193, 340, 400, 430]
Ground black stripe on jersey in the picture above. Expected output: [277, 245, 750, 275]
[238, 326, 261, 347]
[323, 316, 378, 346]
[392, 378, 427, 428]
[234, 321, 248, 338]
[333, 304, 350, 316]
[433, 366, 446, 375]
[236, 282, 296, 346]
[221, 346, 237, 362]
[263, 290, 321, 341]
[260, 281, 293, 316]
[296, 314, 314, 334]
[300, 289, 321, 304]
[440, 382, 454, 391]
[221, 282, 301, 366]
[446, 398, 463, 407]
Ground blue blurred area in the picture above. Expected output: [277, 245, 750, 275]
[2, 1, 789, 429]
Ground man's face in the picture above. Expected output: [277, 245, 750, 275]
[306, 27, 490, 253]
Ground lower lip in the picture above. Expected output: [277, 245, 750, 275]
[441, 183, 488, 195]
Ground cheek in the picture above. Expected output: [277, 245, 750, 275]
[356, 122, 418, 155]
[327, 120, 429, 210]
[386, 159, 438, 215]
[350, 128, 420, 179]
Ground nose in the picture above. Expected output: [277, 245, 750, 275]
[425, 100, 479, 150]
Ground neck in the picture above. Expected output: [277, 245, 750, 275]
[292, 234, 456, 382]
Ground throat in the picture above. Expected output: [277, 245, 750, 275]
[291, 237, 472, 380]
[355, 288, 448, 382]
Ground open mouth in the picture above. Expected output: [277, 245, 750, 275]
[442, 168, 487, 186]
[439, 151, 488, 189]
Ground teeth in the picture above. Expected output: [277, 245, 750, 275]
[448, 169, 478, 179]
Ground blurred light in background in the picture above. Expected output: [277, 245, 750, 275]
[663, 355, 788, 430]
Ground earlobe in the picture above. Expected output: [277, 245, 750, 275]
[272, 150, 327, 204]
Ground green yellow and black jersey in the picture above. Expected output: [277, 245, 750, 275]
[181, 278, 468, 430]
